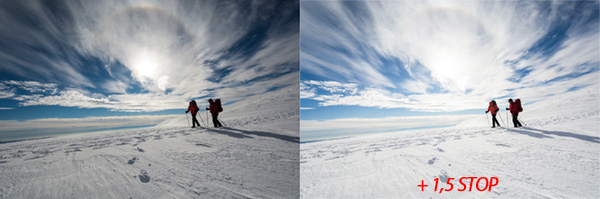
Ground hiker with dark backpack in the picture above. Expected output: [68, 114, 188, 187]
[506, 98, 523, 127]
[206, 98, 223, 127]
[486, 100, 501, 128]
[185, 100, 201, 128]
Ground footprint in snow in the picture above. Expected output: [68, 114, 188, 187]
[136, 147, 145, 152]
[436, 147, 444, 152]
[138, 170, 151, 183]
[427, 157, 438, 165]
[437, 170, 450, 182]
[127, 157, 137, 165]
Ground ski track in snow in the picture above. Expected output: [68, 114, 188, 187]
[0, 85, 299, 199]
[301, 85, 600, 198]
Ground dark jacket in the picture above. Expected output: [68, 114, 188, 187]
[187, 101, 200, 115]
[508, 101, 519, 114]
[207, 101, 218, 114]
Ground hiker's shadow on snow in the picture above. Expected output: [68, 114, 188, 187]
[507, 127, 600, 144]
[209, 128, 254, 139]
[507, 128, 554, 139]
[217, 127, 299, 143]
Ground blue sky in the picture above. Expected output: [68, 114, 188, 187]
[0, 0, 298, 141]
[300, 1, 599, 141]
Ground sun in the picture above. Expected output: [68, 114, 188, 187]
[128, 52, 170, 91]
[132, 54, 158, 79]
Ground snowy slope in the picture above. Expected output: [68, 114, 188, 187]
[458, 84, 599, 134]
[300, 84, 600, 198]
[0, 85, 299, 198]
[158, 84, 299, 136]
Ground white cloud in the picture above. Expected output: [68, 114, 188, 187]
[0, 1, 298, 112]
[519, 31, 599, 85]
[0, 83, 15, 99]
[2, 80, 57, 94]
[15, 88, 190, 112]
[0, 91, 14, 99]
[302, 81, 489, 112]
[211, 71, 299, 105]
[301, 1, 599, 112]
[300, 82, 317, 99]
[314, 88, 406, 108]
[300, 2, 395, 88]
[0, 80, 59, 99]
[101, 80, 130, 94]
[0, 80, 193, 112]
[72, 0, 298, 95]
[302, 80, 358, 94]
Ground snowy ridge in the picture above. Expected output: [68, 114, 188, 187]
[301, 84, 599, 198]
[158, 84, 299, 135]
[0, 86, 299, 198]
[213, 84, 299, 135]
[518, 84, 599, 133]
[458, 84, 600, 133]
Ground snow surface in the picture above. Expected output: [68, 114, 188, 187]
[0, 85, 299, 198]
[300, 84, 600, 198]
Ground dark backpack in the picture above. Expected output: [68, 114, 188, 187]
[515, 99, 523, 112]
[215, 99, 223, 112]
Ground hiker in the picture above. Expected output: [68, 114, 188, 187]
[185, 100, 201, 128]
[486, 100, 501, 128]
[206, 98, 223, 127]
[506, 98, 523, 127]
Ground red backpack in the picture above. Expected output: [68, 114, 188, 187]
[515, 99, 523, 112]
[215, 99, 223, 112]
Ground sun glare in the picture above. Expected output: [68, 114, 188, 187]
[132, 56, 158, 79]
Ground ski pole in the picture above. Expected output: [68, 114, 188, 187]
[206, 107, 210, 128]
[185, 113, 190, 127]
[518, 118, 526, 127]
[218, 118, 226, 127]
[497, 113, 506, 127]
[197, 111, 206, 127]
[506, 109, 510, 128]
[486, 113, 490, 128]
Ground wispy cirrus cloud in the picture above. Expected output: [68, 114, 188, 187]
[301, 80, 358, 96]
[0, 0, 298, 112]
[0, 80, 57, 100]
[1, 80, 58, 94]
[300, 1, 599, 112]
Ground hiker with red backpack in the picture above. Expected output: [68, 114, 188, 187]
[506, 98, 523, 127]
[185, 100, 201, 128]
[206, 98, 223, 127]
[486, 100, 501, 128]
